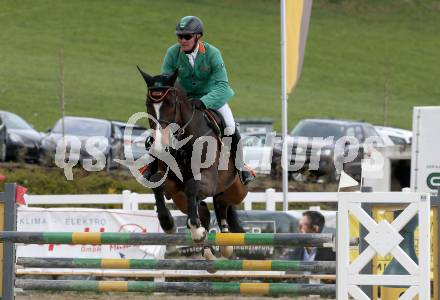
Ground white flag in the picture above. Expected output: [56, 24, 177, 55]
[338, 171, 359, 190]
[361, 152, 385, 180]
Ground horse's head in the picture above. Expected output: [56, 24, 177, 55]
[137, 66, 178, 117]
[137, 66, 184, 152]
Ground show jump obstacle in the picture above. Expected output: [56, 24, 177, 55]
[0, 183, 433, 299]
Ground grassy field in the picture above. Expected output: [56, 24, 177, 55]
[0, 162, 337, 196]
[0, 163, 149, 195]
[0, 0, 439, 132]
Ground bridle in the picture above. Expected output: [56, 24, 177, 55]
[147, 85, 222, 158]
[147, 86, 195, 139]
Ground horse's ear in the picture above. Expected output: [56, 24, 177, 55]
[169, 69, 178, 85]
[137, 65, 153, 86]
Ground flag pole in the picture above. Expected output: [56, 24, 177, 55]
[281, 0, 289, 211]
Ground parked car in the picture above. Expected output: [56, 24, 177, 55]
[0, 110, 42, 162]
[374, 125, 412, 146]
[41, 116, 123, 170]
[236, 118, 274, 134]
[0, 118, 6, 161]
[111, 121, 150, 160]
[242, 132, 275, 175]
[271, 118, 384, 182]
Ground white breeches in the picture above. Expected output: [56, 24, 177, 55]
[217, 103, 235, 136]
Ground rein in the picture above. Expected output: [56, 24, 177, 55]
[147, 86, 222, 164]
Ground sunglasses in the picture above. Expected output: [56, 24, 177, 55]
[177, 34, 194, 41]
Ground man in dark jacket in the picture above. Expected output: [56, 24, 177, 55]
[288, 210, 336, 261]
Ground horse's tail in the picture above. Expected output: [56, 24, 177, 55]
[226, 206, 245, 233]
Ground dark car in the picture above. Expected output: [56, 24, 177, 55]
[0, 117, 6, 161]
[0, 111, 42, 162]
[41, 116, 124, 171]
[111, 121, 150, 160]
[271, 118, 384, 182]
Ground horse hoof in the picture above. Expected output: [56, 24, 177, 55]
[190, 226, 207, 243]
[202, 246, 217, 262]
[220, 245, 234, 258]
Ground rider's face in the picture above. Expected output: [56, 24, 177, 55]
[178, 34, 197, 52]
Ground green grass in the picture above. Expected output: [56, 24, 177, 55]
[0, 0, 439, 132]
[0, 163, 149, 195]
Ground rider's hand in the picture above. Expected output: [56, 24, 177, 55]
[191, 98, 206, 110]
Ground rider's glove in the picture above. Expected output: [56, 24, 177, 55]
[191, 98, 206, 110]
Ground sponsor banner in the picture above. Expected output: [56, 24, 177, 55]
[17, 207, 166, 259]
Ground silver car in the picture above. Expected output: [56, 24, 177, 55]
[111, 121, 151, 160]
[41, 116, 124, 171]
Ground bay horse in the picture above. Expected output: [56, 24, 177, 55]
[137, 67, 248, 258]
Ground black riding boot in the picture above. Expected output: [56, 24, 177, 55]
[142, 136, 157, 180]
[231, 126, 255, 185]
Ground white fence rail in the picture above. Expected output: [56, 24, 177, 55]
[24, 189, 339, 211]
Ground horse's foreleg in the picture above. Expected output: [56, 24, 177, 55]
[151, 173, 175, 234]
[185, 178, 206, 243]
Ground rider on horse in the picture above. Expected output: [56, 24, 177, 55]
[144, 15, 255, 185]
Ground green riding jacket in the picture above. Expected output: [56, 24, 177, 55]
[161, 41, 234, 110]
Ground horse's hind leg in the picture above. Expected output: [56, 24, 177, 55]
[213, 194, 234, 258]
[214, 195, 244, 233]
[226, 206, 245, 233]
[151, 173, 175, 233]
[215, 176, 246, 234]
[213, 194, 229, 232]
[198, 200, 216, 260]
[198, 200, 211, 232]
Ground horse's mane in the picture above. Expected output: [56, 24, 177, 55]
[171, 81, 223, 138]
[173, 82, 188, 101]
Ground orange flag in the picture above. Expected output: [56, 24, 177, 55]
[284, 0, 313, 93]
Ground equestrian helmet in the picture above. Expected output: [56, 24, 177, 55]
[175, 16, 204, 36]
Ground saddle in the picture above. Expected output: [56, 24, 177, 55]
[167, 109, 226, 165]
[202, 109, 226, 144]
